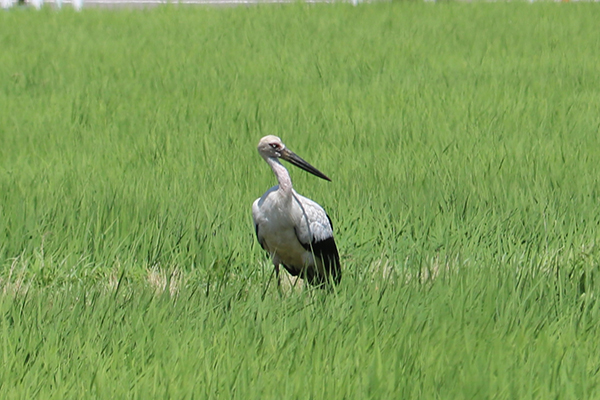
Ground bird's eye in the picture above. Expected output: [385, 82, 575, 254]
[269, 143, 278, 149]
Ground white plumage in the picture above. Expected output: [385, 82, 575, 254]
[252, 136, 341, 286]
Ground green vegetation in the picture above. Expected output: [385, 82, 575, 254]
[1, 2, 600, 398]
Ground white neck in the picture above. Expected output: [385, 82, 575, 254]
[266, 157, 292, 193]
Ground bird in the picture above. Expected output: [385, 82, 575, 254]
[252, 135, 341, 287]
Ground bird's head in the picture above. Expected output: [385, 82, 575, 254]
[257, 135, 286, 159]
[257, 135, 331, 182]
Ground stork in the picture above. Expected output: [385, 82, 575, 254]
[252, 135, 341, 287]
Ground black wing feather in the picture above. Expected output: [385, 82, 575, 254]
[308, 236, 341, 286]
[293, 214, 341, 286]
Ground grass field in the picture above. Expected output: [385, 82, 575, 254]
[2, 2, 600, 398]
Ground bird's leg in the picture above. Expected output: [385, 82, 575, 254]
[262, 262, 283, 300]
[275, 264, 283, 296]
[262, 263, 277, 300]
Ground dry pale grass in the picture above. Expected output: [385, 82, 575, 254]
[279, 271, 305, 295]
[146, 266, 184, 297]
[367, 253, 464, 290]
[97, 262, 185, 297]
[0, 257, 31, 298]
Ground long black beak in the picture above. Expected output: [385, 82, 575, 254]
[281, 149, 331, 182]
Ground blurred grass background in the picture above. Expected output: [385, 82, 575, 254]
[1, 2, 600, 397]
[1, 3, 600, 283]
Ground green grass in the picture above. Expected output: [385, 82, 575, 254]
[1, 2, 600, 398]
[1, 269, 599, 398]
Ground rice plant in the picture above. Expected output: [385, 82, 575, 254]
[1, 3, 600, 398]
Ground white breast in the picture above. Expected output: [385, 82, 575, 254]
[252, 186, 331, 269]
